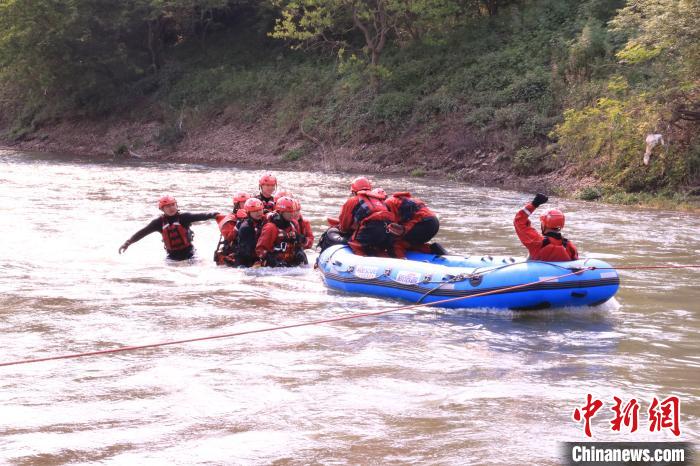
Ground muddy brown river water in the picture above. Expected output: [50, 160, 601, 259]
[0, 150, 698, 464]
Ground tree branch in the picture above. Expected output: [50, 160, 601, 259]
[353, 6, 376, 52]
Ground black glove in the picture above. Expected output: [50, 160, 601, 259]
[118, 240, 131, 254]
[532, 193, 548, 207]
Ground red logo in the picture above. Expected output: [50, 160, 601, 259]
[610, 396, 639, 433]
[573, 394, 604, 438]
[648, 396, 681, 436]
[573, 394, 681, 438]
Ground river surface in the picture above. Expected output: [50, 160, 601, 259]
[0, 150, 698, 465]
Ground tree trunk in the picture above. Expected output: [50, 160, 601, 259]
[352, 5, 386, 93]
[483, 0, 498, 16]
[147, 18, 163, 72]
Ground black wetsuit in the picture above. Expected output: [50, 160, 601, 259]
[126, 212, 218, 260]
[234, 217, 266, 266]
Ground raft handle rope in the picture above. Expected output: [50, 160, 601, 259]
[415, 272, 475, 305]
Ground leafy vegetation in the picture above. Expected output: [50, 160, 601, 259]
[1, 0, 698, 198]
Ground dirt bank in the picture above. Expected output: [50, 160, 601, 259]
[0, 110, 604, 197]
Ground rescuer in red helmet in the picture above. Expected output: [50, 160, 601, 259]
[255, 196, 307, 267]
[228, 198, 267, 267]
[384, 191, 441, 258]
[119, 196, 219, 261]
[256, 173, 278, 213]
[214, 192, 252, 265]
[513, 193, 578, 261]
[337, 177, 395, 257]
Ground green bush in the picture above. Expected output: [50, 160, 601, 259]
[554, 96, 664, 190]
[566, 19, 610, 78]
[113, 144, 129, 157]
[414, 89, 460, 123]
[369, 92, 416, 124]
[493, 103, 531, 128]
[577, 186, 603, 200]
[512, 146, 545, 175]
[155, 123, 185, 147]
[282, 148, 305, 161]
[464, 106, 495, 127]
[507, 71, 551, 103]
[688, 141, 700, 184]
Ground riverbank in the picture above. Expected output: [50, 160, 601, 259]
[3, 112, 699, 212]
[0, 110, 568, 190]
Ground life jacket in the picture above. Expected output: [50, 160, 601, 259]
[215, 217, 264, 266]
[161, 216, 192, 252]
[266, 214, 305, 266]
[534, 233, 578, 261]
[256, 194, 275, 213]
[351, 192, 392, 229]
[389, 192, 427, 223]
[214, 210, 251, 265]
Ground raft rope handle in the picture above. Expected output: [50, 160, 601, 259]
[382, 272, 470, 286]
[415, 273, 472, 304]
[0, 268, 593, 368]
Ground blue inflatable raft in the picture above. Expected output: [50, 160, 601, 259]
[317, 245, 619, 310]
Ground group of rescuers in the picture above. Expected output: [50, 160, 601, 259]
[118, 174, 578, 266]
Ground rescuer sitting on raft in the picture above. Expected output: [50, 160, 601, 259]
[384, 191, 441, 258]
[514, 193, 579, 261]
[214, 191, 252, 265]
[118, 196, 219, 261]
[255, 196, 308, 267]
[337, 177, 395, 257]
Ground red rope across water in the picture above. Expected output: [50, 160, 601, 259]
[591, 264, 700, 270]
[1, 263, 696, 368]
[0, 268, 591, 368]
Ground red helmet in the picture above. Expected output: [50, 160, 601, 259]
[259, 173, 277, 187]
[293, 198, 301, 211]
[351, 176, 372, 192]
[273, 190, 290, 203]
[158, 195, 177, 209]
[275, 196, 296, 213]
[233, 192, 251, 204]
[371, 187, 387, 199]
[243, 198, 264, 213]
[540, 209, 566, 230]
